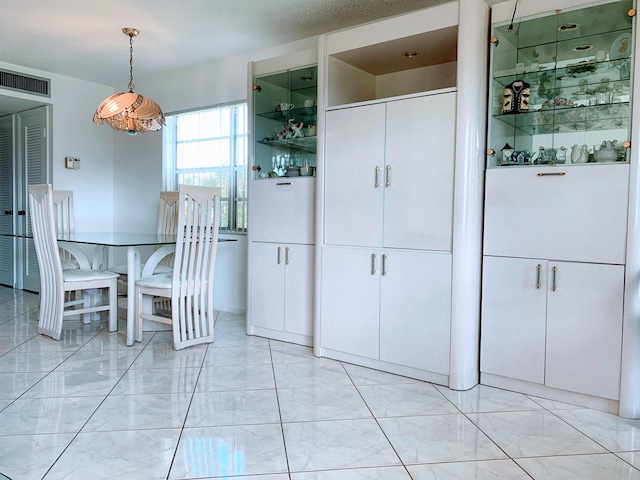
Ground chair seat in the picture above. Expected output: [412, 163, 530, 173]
[136, 273, 173, 289]
[61, 260, 80, 270]
[63, 269, 120, 282]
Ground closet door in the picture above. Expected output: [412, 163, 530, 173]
[0, 117, 14, 286]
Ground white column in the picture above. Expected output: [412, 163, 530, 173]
[449, 0, 489, 390]
[620, 10, 640, 419]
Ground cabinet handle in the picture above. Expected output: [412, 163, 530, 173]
[552, 266, 558, 291]
[277, 246, 282, 265]
[375, 166, 382, 188]
[537, 172, 565, 177]
[371, 254, 377, 275]
[276, 182, 292, 186]
[285, 247, 291, 265]
[386, 165, 392, 187]
[536, 264, 542, 289]
[382, 254, 388, 276]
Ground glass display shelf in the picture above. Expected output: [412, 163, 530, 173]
[257, 136, 317, 154]
[257, 106, 317, 121]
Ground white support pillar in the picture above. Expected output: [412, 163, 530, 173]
[619, 9, 640, 419]
[449, 0, 490, 390]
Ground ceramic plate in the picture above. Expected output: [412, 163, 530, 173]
[610, 33, 632, 60]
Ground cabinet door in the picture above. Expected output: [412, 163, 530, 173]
[484, 164, 629, 265]
[324, 104, 386, 247]
[250, 178, 315, 244]
[379, 250, 452, 374]
[384, 93, 455, 251]
[249, 242, 285, 331]
[545, 261, 624, 400]
[480, 256, 547, 384]
[284, 244, 314, 337]
[320, 246, 380, 359]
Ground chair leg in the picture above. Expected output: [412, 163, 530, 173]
[108, 280, 118, 332]
[135, 285, 143, 343]
[82, 291, 91, 324]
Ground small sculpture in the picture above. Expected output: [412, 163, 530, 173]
[594, 140, 619, 162]
[570, 144, 588, 163]
[288, 119, 304, 138]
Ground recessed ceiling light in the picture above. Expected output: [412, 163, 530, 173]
[558, 22, 580, 32]
[573, 44, 593, 52]
[402, 51, 420, 58]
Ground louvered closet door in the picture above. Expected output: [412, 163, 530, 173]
[20, 107, 48, 292]
[0, 117, 14, 286]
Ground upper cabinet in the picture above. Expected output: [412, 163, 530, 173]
[252, 59, 317, 179]
[487, 0, 634, 167]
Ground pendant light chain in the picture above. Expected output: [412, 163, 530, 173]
[128, 33, 135, 93]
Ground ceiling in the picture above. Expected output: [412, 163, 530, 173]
[0, 0, 456, 90]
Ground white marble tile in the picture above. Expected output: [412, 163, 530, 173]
[44, 428, 181, 480]
[0, 371, 47, 399]
[526, 395, 581, 411]
[407, 459, 530, 479]
[434, 384, 543, 413]
[210, 476, 289, 480]
[185, 389, 280, 427]
[111, 367, 200, 395]
[203, 345, 272, 367]
[79, 331, 150, 351]
[358, 382, 459, 417]
[283, 419, 401, 471]
[273, 361, 352, 389]
[342, 363, 424, 386]
[278, 385, 372, 422]
[0, 395, 103, 434]
[22, 369, 125, 398]
[196, 364, 276, 392]
[616, 451, 640, 469]
[169, 424, 288, 479]
[378, 414, 506, 464]
[553, 407, 640, 452]
[467, 410, 607, 458]
[269, 342, 320, 364]
[0, 433, 75, 480]
[291, 466, 411, 479]
[55, 348, 140, 371]
[12, 334, 91, 353]
[129, 346, 206, 370]
[0, 350, 73, 372]
[82, 392, 192, 432]
[517, 453, 640, 480]
[210, 330, 270, 348]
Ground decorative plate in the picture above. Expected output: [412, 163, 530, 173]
[610, 33, 632, 60]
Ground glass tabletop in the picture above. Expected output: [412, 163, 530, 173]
[57, 232, 177, 247]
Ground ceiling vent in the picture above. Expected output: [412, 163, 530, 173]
[0, 69, 50, 97]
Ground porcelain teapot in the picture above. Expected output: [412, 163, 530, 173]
[570, 144, 588, 164]
[594, 140, 619, 162]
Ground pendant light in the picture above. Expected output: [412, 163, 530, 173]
[93, 27, 165, 135]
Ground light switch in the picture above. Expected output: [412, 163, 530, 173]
[73, 158, 80, 170]
[65, 157, 74, 169]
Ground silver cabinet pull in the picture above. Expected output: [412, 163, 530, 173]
[386, 165, 392, 187]
[536, 264, 542, 289]
[375, 166, 382, 187]
[285, 247, 290, 265]
[537, 172, 565, 176]
[276, 182, 292, 186]
[552, 266, 558, 291]
[371, 253, 377, 275]
[382, 254, 388, 275]
[277, 246, 282, 265]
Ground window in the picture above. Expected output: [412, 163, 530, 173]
[163, 102, 248, 233]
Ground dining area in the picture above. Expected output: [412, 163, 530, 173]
[6, 183, 229, 350]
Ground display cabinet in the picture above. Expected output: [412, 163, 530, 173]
[252, 65, 317, 178]
[487, 0, 633, 167]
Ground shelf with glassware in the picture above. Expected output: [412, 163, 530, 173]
[252, 65, 318, 179]
[487, 10, 632, 169]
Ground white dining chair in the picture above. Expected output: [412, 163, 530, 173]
[29, 184, 120, 340]
[134, 185, 221, 349]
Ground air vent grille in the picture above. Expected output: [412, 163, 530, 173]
[0, 69, 50, 97]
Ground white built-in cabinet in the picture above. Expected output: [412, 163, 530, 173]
[320, 91, 456, 382]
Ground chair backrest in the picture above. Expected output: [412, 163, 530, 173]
[158, 191, 179, 235]
[172, 184, 221, 348]
[28, 184, 65, 326]
[51, 190, 75, 236]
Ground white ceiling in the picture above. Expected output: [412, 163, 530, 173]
[0, 0, 455, 89]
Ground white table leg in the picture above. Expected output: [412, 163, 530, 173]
[126, 246, 141, 346]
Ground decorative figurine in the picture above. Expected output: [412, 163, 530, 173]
[502, 80, 531, 114]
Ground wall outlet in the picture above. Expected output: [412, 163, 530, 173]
[65, 157, 74, 169]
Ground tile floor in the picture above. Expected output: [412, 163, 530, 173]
[1, 286, 640, 479]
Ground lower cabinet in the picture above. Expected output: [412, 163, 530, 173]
[481, 255, 624, 400]
[248, 242, 314, 344]
[320, 246, 451, 375]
